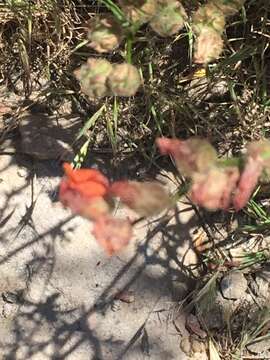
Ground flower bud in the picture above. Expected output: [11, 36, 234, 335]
[156, 137, 217, 177]
[74, 58, 113, 99]
[108, 63, 141, 97]
[194, 27, 224, 64]
[209, 0, 245, 17]
[87, 15, 123, 53]
[246, 139, 270, 168]
[119, 0, 157, 24]
[191, 167, 239, 210]
[110, 180, 172, 216]
[233, 139, 270, 211]
[149, 0, 187, 37]
[193, 3, 225, 35]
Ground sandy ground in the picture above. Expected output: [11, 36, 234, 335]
[0, 154, 199, 359]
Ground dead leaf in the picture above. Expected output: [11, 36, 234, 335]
[0, 104, 12, 114]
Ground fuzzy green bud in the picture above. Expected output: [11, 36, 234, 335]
[193, 3, 225, 35]
[209, 0, 245, 17]
[150, 0, 187, 37]
[194, 27, 224, 64]
[119, 0, 157, 24]
[87, 15, 123, 53]
[108, 63, 141, 97]
[74, 58, 113, 99]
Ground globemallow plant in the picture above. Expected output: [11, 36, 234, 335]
[59, 138, 270, 255]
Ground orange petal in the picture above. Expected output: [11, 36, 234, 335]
[59, 180, 111, 220]
[69, 181, 108, 198]
[63, 163, 109, 188]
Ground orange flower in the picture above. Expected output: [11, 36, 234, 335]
[62, 163, 109, 197]
[59, 163, 111, 220]
[92, 215, 133, 255]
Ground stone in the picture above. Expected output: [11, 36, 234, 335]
[220, 271, 248, 300]
[180, 336, 191, 355]
[247, 338, 270, 354]
[196, 291, 227, 330]
[190, 338, 205, 353]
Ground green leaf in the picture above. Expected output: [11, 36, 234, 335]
[76, 104, 106, 141]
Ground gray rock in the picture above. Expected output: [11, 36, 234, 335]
[220, 271, 248, 300]
[247, 338, 270, 354]
[196, 291, 229, 330]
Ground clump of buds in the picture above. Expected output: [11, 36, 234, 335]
[157, 136, 270, 212]
[157, 137, 217, 176]
[87, 15, 123, 53]
[149, 0, 187, 37]
[119, 0, 157, 24]
[193, 3, 225, 64]
[108, 63, 141, 97]
[74, 58, 113, 99]
[192, 0, 245, 64]
[74, 59, 141, 98]
[193, 3, 225, 34]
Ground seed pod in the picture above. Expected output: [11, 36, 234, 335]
[110, 180, 172, 216]
[209, 0, 245, 17]
[74, 58, 113, 99]
[119, 0, 157, 24]
[193, 3, 225, 35]
[194, 27, 224, 64]
[108, 63, 141, 97]
[150, 0, 187, 37]
[87, 15, 123, 53]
